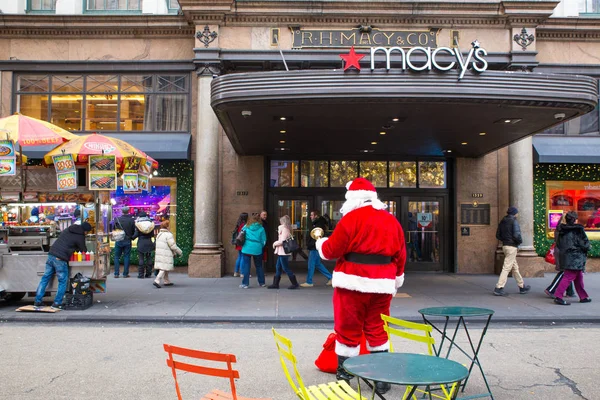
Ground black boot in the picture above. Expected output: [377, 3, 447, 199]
[336, 355, 353, 382]
[288, 275, 299, 289]
[137, 265, 144, 279]
[145, 264, 153, 278]
[371, 351, 392, 394]
[268, 275, 281, 289]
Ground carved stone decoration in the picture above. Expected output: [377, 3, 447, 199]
[196, 25, 218, 48]
[196, 62, 223, 77]
[513, 28, 535, 51]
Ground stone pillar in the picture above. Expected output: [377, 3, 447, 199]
[187, 67, 224, 277]
[507, 136, 544, 277]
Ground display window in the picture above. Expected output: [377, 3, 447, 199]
[110, 177, 177, 246]
[546, 180, 600, 240]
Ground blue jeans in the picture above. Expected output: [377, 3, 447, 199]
[35, 254, 69, 305]
[241, 254, 265, 287]
[307, 250, 332, 284]
[114, 240, 132, 276]
[275, 255, 294, 278]
[235, 250, 243, 274]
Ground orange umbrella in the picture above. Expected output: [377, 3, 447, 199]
[0, 113, 78, 146]
[43, 133, 158, 172]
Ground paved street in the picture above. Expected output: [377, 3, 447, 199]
[0, 322, 597, 400]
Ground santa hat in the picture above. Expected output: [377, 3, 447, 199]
[345, 178, 378, 201]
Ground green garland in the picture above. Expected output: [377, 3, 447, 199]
[534, 164, 600, 257]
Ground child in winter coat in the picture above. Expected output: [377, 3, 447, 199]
[153, 220, 182, 288]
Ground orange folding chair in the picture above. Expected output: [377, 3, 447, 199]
[163, 343, 271, 400]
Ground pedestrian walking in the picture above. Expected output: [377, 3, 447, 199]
[135, 211, 155, 279]
[113, 206, 136, 278]
[300, 210, 332, 287]
[493, 206, 531, 296]
[553, 211, 592, 305]
[545, 213, 575, 298]
[153, 220, 182, 288]
[268, 215, 299, 289]
[239, 213, 266, 289]
[232, 212, 248, 277]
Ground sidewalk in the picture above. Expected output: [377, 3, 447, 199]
[2, 272, 599, 324]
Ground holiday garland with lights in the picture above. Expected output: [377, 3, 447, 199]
[534, 163, 600, 257]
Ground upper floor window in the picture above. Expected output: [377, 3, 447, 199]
[579, 0, 600, 14]
[86, 0, 142, 11]
[168, 0, 180, 11]
[16, 73, 190, 133]
[27, 0, 56, 12]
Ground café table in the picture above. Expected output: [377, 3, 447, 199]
[418, 306, 495, 400]
[343, 352, 469, 400]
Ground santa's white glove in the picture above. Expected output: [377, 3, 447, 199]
[395, 274, 405, 290]
[316, 237, 329, 260]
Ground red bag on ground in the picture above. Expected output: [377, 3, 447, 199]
[314, 333, 369, 374]
[545, 243, 556, 265]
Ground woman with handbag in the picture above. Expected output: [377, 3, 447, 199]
[153, 220, 182, 288]
[268, 215, 299, 289]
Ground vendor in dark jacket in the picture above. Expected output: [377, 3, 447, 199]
[493, 207, 531, 296]
[553, 211, 592, 305]
[33, 222, 92, 310]
[113, 206, 137, 278]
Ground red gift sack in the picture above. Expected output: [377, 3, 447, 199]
[314, 332, 369, 374]
[545, 243, 556, 265]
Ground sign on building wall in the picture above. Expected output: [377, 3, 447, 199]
[292, 27, 440, 49]
[460, 203, 491, 225]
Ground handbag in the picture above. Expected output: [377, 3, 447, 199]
[235, 229, 246, 247]
[111, 218, 126, 242]
[282, 236, 299, 254]
[544, 243, 556, 265]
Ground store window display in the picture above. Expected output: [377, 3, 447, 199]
[546, 181, 600, 240]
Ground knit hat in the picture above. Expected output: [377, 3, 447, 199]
[31, 207, 40, 217]
[345, 177, 378, 201]
[507, 206, 518, 216]
[81, 222, 93, 232]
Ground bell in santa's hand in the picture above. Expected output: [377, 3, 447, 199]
[310, 227, 324, 240]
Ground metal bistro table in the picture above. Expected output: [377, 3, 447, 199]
[344, 352, 469, 400]
[418, 307, 495, 400]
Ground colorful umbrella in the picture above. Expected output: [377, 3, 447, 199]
[0, 113, 78, 146]
[42, 133, 159, 171]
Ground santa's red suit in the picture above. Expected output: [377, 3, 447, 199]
[316, 178, 406, 357]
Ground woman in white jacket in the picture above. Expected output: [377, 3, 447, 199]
[268, 215, 299, 289]
[153, 220, 182, 288]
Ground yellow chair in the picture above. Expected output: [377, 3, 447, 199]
[381, 315, 459, 400]
[271, 327, 367, 400]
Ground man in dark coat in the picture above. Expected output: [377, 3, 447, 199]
[494, 207, 531, 296]
[300, 210, 332, 287]
[134, 211, 155, 278]
[553, 211, 592, 305]
[33, 222, 92, 309]
[113, 206, 137, 278]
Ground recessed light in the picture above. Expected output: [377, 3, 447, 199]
[280, 130, 286, 134]
[360, 149, 374, 153]
[443, 149, 452, 153]
[371, 141, 378, 145]
[461, 142, 468, 145]
[279, 140, 286, 144]
[479, 132, 486, 136]
[280, 117, 287, 121]
[380, 132, 386, 135]
[392, 118, 399, 122]
[504, 119, 511, 123]
[275, 147, 289, 151]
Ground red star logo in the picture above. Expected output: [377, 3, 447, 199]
[340, 46, 365, 71]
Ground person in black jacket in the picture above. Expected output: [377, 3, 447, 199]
[113, 206, 137, 278]
[33, 222, 92, 309]
[134, 211, 155, 279]
[553, 211, 592, 305]
[300, 210, 333, 287]
[493, 207, 531, 296]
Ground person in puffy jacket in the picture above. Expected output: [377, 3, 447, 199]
[553, 211, 592, 305]
[135, 211, 155, 279]
[268, 215, 299, 289]
[33, 222, 92, 309]
[239, 213, 266, 289]
[153, 220, 182, 288]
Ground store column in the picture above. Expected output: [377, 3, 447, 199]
[507, 136, 544, 277]
[188, 61, 224, 277]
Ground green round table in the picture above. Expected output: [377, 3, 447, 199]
[344, 352, 469, 399]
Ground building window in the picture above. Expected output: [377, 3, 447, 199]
[579, 0, 600, 14]
[418, 161, 447, 188]
[86, 0, 142, 11]
[270, 161, 299, 187]
[546, 180, 600, 240]
[301, 160, 328, 187]
[168, 0, 180, 11]
[359, 161, 387, 187]
[27, 0, 56, 12]
[389, 161, 417, 188]
[16, 73, 190, 133]
[330, 161, 358, 187]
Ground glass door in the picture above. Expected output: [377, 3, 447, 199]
[401, 197, 445, 272]
[272, 196, 312, 270]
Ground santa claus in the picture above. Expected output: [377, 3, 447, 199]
[316, 177, 406, 394]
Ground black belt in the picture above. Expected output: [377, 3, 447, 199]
[345, 252, 392, 265]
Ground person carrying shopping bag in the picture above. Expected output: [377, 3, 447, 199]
[268, 215, 299, 289]
[153, 220, 182, 288]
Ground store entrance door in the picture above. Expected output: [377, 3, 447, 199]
[270, 196, 312, 270]
[400, 196, 447, 272]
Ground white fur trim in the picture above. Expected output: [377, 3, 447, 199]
[346, 180, 353, 190]
[335, 340, 360, 357]
[395, 274, 405, 289]
[316, 237, 329, 260]
[345, 189, 377, 201]
[332, 271, 396, 294]
[366, 341, 390, 352]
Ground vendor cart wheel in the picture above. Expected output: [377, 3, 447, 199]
[1, 292, 26, 303]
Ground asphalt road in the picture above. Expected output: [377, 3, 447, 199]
[0, 322, 597, 400]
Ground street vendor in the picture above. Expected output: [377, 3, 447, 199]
[33, 221, 92, 310]
[26, 207, 40, 224]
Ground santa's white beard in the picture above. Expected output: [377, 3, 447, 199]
[340, 197, 388, 216]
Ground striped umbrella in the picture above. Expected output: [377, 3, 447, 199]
[0, 113, 78, 146]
